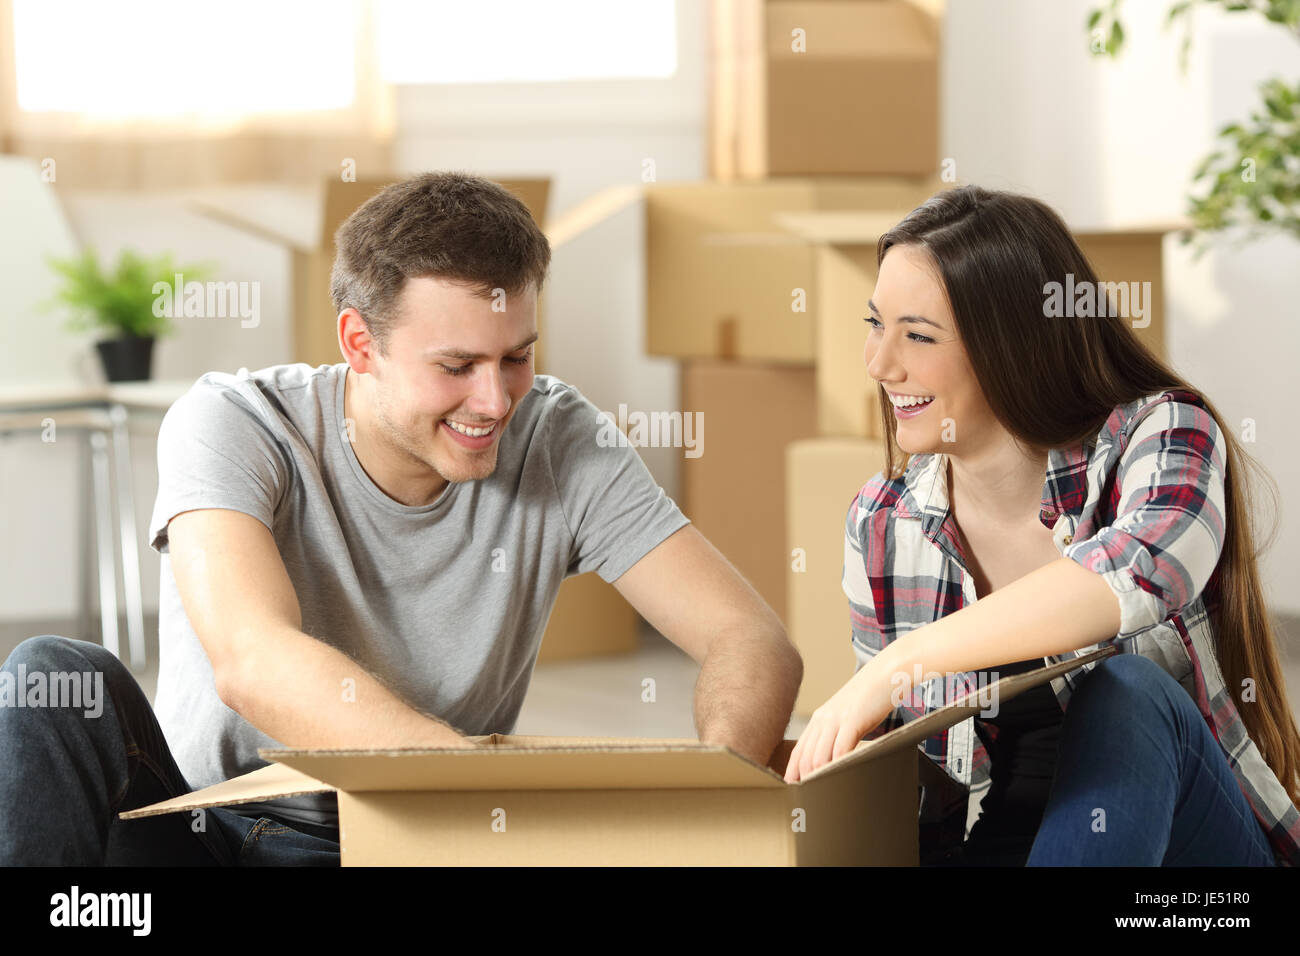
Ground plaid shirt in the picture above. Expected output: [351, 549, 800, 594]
[843, 388, 1300, 866]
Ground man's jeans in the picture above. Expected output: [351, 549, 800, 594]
[947, 652, 1279, 866]
[0, 635, 339, 865]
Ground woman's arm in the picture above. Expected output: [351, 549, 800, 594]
[873, 555, 1122, 701]
[783, 556, 1120, 782]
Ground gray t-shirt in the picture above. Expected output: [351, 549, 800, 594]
[148, 362, 690, 830]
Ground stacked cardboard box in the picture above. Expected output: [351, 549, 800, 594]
[660, 181, 937, 628]
[662, 0, 945, 674]
[710, 0, 943, 179]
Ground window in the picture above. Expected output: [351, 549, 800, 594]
[13, 0, 359, 119]
[374, 0, 677, 84]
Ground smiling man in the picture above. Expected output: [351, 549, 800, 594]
[0, 172, 801, 866]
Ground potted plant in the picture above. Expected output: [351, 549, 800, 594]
[44, 247, 210, 382]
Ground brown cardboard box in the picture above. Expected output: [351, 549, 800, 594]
[786, 437, 886, 715]
[679, 360, 820, 623]
[190, 177, 551, 370]
[119, 646, 1114, 865]
[645, 178, 940, 361]
[539, 572, 641, 661]
[774, 210, 1182, 438]
[710, 0, 942, 178]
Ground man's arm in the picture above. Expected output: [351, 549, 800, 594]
[612, 524, 802, 768]
[167, 508, 473, 749]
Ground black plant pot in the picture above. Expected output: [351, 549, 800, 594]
[96, 336, 155, 382]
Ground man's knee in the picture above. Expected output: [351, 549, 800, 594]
[2, 635, 134, 723]
[5, 634, 126, 676]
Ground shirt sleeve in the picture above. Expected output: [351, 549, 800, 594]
[843, 488, 884, 672]
[545, 383, 691, 584]
[1061, 398, 1227, 640]
[842, 484, 898, 741]
[148, 377, 288, 554]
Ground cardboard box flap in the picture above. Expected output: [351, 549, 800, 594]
[774, 209, 912, 244]
[260, 740, 786, 792]
[545, 184, 641, 249]
[1073, 220, 1194, 239]
[118, 762, 335, 820]
[800, 644, 1120, 783]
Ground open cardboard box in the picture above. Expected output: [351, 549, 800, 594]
[122, 645, 1116, 865]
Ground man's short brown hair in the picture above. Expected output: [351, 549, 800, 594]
[330, 171, 551, 355]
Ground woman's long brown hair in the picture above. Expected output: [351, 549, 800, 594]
[873, 184, 1299, 809]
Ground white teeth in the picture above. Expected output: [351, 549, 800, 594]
[890, 395, 934, 408]
[445, 419, 495, 437]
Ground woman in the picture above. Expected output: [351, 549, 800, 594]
[783, 184, 1300, 867]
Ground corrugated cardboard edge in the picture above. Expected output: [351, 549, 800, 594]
[118, 762, 334, 820]
[119, 737, 787, 820]
[799, 644, 1120, 783]
[258, 739, 788, 792]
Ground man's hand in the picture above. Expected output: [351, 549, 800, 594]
[783, 658, 895, 783]
[612, 525, 801, 770]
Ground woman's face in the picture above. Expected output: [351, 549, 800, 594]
[865, 243, 994, 456]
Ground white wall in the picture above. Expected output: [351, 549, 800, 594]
[2, 0, 1296, 622]
[944, 0, 1300, 607]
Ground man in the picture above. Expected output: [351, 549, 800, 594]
[0, 171, 801, 865]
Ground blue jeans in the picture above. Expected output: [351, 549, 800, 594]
[0, 635, 339, 866]
[946, 652, 1278, 866]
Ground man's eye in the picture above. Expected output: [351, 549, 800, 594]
[439, 350, 533, 376]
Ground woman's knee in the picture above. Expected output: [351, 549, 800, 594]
[1068, 651, 1195, 725]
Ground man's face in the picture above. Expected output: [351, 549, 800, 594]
[367, 276, 537, 485]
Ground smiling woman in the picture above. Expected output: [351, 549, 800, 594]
[792, 184, 1300, 867]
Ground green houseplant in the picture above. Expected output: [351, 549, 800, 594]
[44, 247, 210, 382]
[1086, 0, 1300, 259]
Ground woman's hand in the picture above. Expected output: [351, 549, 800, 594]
[783, 658, 898, 783]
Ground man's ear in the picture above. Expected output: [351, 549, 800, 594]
[339, 307, 379, 372]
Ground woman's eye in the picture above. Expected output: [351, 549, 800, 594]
[863, 316, 933, 344]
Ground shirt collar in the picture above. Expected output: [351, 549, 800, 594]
[892, 436, 1095, 536]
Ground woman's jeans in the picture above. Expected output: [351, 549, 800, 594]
[0, 635, 339, 866]
[947, 652, 1278, 866]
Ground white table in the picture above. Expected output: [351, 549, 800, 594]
[0, 381, 192, 671]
